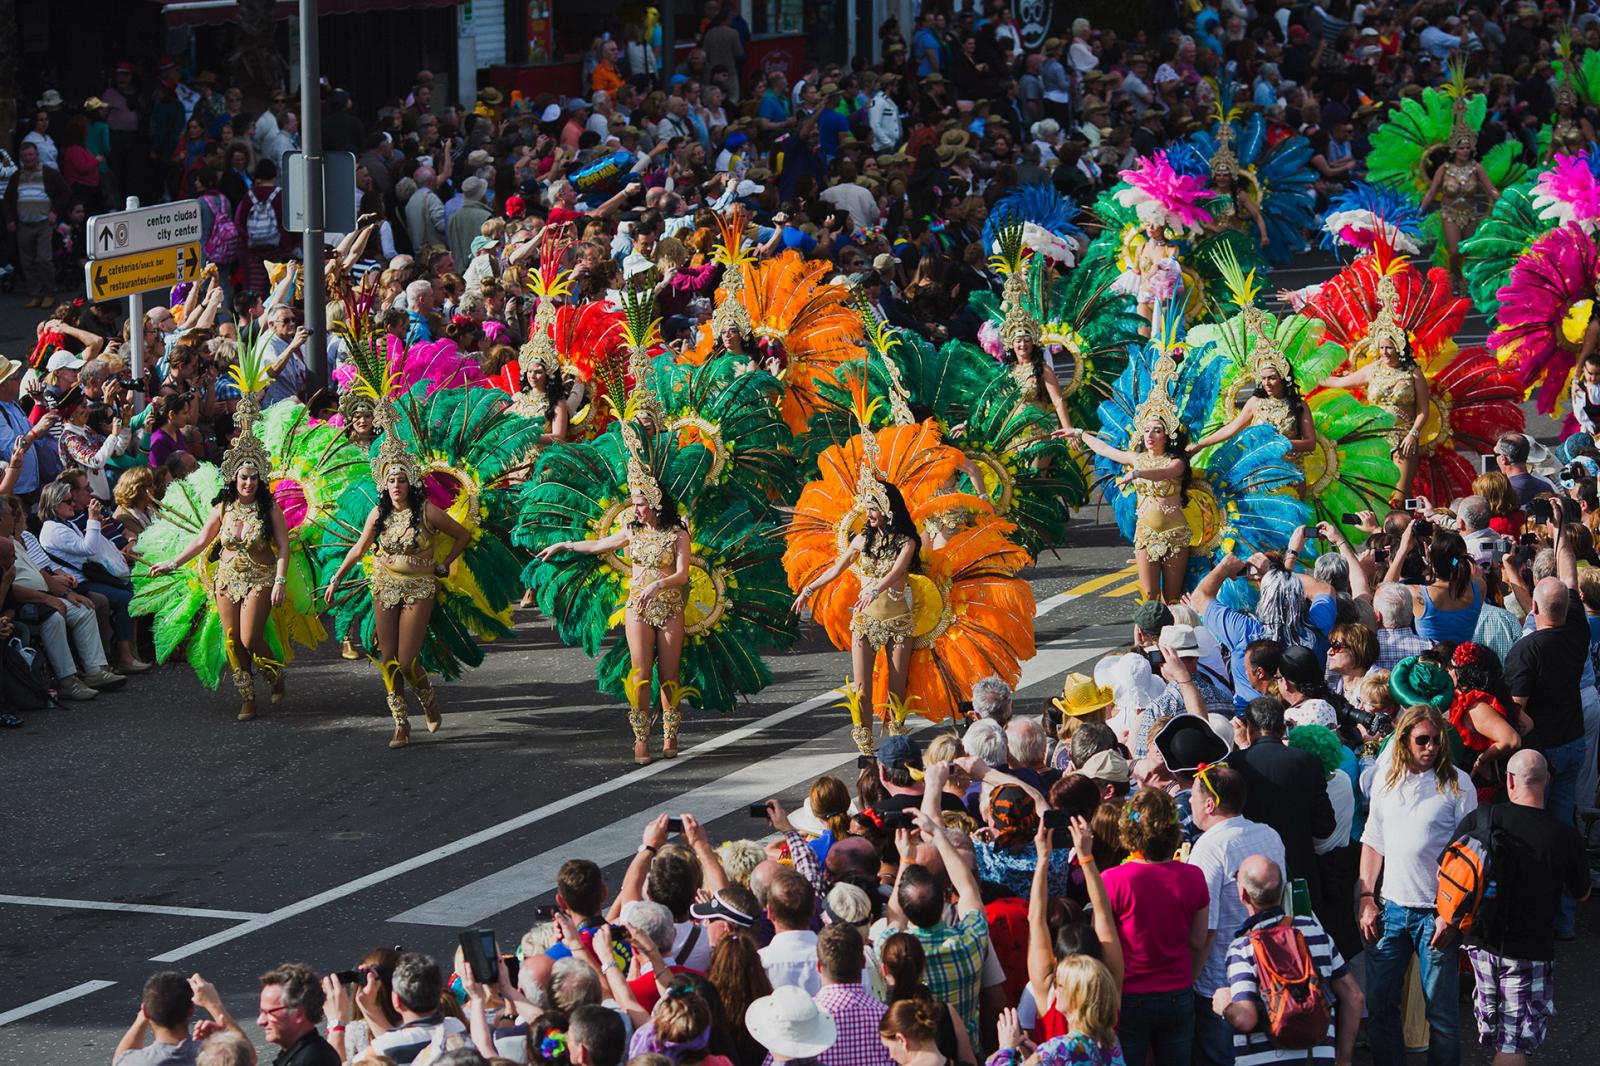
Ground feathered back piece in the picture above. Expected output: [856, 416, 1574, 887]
[712, 204, 754, 294]
[1320, 182, 1425, 255]
[331, 272, 381, 352]
[1446, 58, 1476, 152]
[1532, 151, 1600, 228]
[525, 230, 575, 371]
[221, 328, 275, 481]
[852, 394, 893, 515]
[1211, 245, 1291, 381]
[617, 283, 664, 422]
[1115, 151, 1215, 239]
[340, 330, 422, 487]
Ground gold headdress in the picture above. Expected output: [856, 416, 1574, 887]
[1367, 271, 1408, 354]
[1242, 306, 1292, 381]
[711, 292, 753, 339]
[525, 229, 574, 374]
[338, 388, 376, 423]
[1445, 59, 1476, 153]
[620, 420, 663, 508]
[220, 330, 273, 482]
[371, 401, 424, 486]
[711, 205, 754, 296]
[1211, 120, 1238, 179]
[1557, 81, 1580, 110]
[990, 216, 1040, 346]
[855, 427, 893, 516]
[1132, 335, 1182, 437]
[618, 283, 665, 424]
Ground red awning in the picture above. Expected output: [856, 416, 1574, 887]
[161, 0, 459, 28]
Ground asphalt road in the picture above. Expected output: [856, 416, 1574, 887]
[0, 261, 1592, 1066]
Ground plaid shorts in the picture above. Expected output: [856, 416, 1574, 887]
[1466, 948, 1556, 1055]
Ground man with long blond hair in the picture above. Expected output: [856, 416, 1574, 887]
[1359, 705, 1478, 1066]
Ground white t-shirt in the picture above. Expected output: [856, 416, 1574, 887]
[1316, 771, 1355, 855]
[1361, 762, 1477, 908]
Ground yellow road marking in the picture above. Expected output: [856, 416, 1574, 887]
[1104, 577, 1146, 597]
[1058, 563, 1136, 598]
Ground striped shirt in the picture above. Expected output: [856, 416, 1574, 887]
[367, 1016, 468, 1064]
[1224, 909, 1346, 1065]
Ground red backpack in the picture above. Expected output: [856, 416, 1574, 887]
[1249, 917, 1331, 1049]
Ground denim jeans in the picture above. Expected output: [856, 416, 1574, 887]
[1543, 735, 1587, 934]
[1116, 989, 1192, 1066]
[80, 578, 133, 642]
[1366, 901, 1460, 1066]
[1192, 992, 1235, 1066]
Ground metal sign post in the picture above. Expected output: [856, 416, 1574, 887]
[125, 197, 144, 383]
[300, 0, 327, 392]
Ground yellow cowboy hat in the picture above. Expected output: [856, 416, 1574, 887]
[1052, 673, 1114, 717]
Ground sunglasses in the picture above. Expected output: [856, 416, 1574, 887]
[1327, 641, 1347, 651]
[1410, 733, 1441, 748]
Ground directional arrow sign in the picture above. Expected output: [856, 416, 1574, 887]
[84, 243, 204, 303]
[87, 200, 202, 260]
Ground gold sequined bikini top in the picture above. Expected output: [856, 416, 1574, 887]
[1255, 396, 1297, 438]
[1010, 360, 1042, 400]
[629, 524, 679, 571]
[1552, 118, 1587, 155]
[1442, 162, 1476, 198]
[1369, 363, 1415, 409]
[377, 508, 431, 558]
[509, 388, 551, 421]
[219, 501, 269, 552]
[857, 533, 912, 578]
[1129, 451, 1180, 499]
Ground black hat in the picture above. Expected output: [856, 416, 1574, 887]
[1277, 645, 1323, 690]
[1153, 715, 1231, 774]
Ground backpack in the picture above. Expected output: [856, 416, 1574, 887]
[1, 636, 54, 711]
[1435, 806, 1502, 943]
[245, 187, 281, 249]
[201, 192, 239, 263]
[1248, 916, 1331, 1050]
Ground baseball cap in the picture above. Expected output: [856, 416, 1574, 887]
[1132, 599, 1173, 638]
[46, 350, 85, 373]
[540, 103, 561, 122]
[876, 733, 921, 770]
[1078, 748, 1130, 784]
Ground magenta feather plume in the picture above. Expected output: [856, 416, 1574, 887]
[1532, 154, 1600, 228]
[1114, 151, 1214, 237]
[332, 335, 489, 396]
[1488, 222, 1600, 414]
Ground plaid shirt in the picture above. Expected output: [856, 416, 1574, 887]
[874, 910, 988, 1047]
[1375, 626, 1433, 671]
[815, 983, 893, 1066]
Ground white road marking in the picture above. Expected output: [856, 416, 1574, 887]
[0, 981, 117, 1028]
[0, 895, 263, 921]
[388, 631, 1123, 926]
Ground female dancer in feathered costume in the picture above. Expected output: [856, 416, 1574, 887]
[138, 335, 328, 718]
[1186, 78, 1318, 265]
[322, 390, 475, 749]
[317, 344, 537, 696]
[1190, 254, 1397, 538]
[785, 416, 1033, 744]
[684, 251, 864, 434]
[1488, 221, 1600, 419]
[1070, 307, 1307, 600]
[1367, 62, 1516, 286]
[1105, 151, 1215, 332]
[519, 416, 797, 762]
[1549, 35, 1598, 159]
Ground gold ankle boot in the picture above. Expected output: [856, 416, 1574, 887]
[407, 663, 441, 733]
[232, 667, 256, 721]
[382, 660, 410, 748]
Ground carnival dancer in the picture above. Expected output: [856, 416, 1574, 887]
[1419, 93, 1501, 293]
[322, 402, 471, 749]
[536, 421, 692, 764]
[1109, 151, 1214, 333]
[1068, 348, 1192, 603]
[147, 354, 291, 721]
[1321, 274, 1431, 500]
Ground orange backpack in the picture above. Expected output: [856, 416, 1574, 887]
[1249, 917, 1331, 1050]
[1436, 806, 1502, 942]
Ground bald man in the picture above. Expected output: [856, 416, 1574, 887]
[1216, 855, 1362, 1066]
[1444, 751, 1589, 1066]
[1503, 543, 1588, 938]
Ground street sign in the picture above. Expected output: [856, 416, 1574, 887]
[284, 150, 358, 233]
[87, 199, 202, 260]
[84, 243, 203, 302]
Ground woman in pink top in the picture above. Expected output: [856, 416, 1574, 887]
[1098, 789, 1208, 1066]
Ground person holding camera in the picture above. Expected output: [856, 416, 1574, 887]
[1383, 525, 1483, 645]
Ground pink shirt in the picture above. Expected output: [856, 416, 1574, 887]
[1101, 859, 1209, 995]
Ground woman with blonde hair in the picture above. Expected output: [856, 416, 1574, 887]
[113, 465, 160, 538]
[993, 955, 1125, 1066]
[626, 977, 734, 1066]
[1471, 470, 1522, 532]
